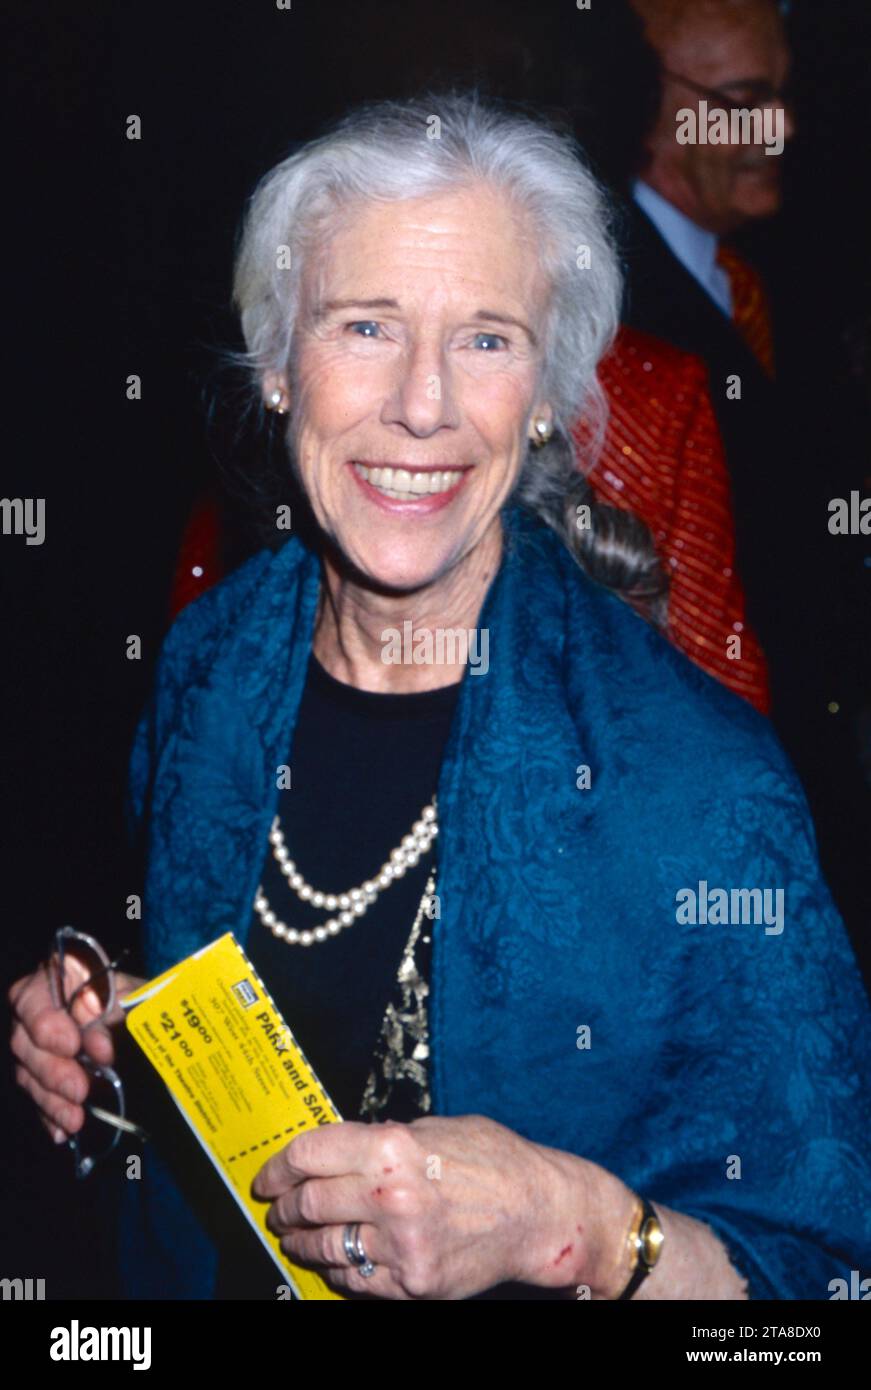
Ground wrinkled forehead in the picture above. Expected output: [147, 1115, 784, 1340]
[300, 184, 551, 320]
[662, 2, 789, 84]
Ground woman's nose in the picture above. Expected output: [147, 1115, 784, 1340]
[382, 340, 459, 437]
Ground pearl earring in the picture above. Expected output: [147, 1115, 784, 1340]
[531, 418, 553, 448]
[267, 389, 288, 415]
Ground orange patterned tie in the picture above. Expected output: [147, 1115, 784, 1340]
[716, 244, 776, 378]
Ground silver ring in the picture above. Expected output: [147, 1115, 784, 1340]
[343, 1222, 376, 1278]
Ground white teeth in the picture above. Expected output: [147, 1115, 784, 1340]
[353, 463, 464, 498]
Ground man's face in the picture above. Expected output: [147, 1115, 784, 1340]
[641, 3, 795, 234]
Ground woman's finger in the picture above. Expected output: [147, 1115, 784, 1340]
[13, 973, 81, 1058]
[10, 1021, 90, 1101]
[279, 1223, 386, 1273]
[265, 1174, 382, 1234]
[39, 1112, 70, 1145]
[279, 1232, 410, 1299]
[79, 1020, 115, 1067]
[14, 1064, 85, 1135]
[253, 1119, 413, 1198]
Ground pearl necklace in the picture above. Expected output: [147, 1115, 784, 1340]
[254, 798, 438, 947]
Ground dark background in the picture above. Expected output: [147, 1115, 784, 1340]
[3, 0, 869, 1298]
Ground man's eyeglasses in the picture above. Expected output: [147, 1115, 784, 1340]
[662, 69, 795, 112]
[46, 926, 148, 1179]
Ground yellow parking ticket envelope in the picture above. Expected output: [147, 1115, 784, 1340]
[123, 932, 344, 1300]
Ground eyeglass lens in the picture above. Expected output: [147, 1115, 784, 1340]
[49, 928, 115, 1029]
[70, 1059, 125, 1178]
[48, 928, 144, 1177]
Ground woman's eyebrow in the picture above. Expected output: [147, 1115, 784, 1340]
[315, 296, 401, 318]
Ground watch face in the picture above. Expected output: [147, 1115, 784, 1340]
[641, 1214, 665, 1267]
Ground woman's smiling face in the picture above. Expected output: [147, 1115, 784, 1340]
[276, 182, 553, 593]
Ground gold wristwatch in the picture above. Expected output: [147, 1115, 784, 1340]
[617, 1196, 664, 1299]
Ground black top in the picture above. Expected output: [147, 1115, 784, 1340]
[244, 649, 459, 1116]
[212, 649, 460, 1297]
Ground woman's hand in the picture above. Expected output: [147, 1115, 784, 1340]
[252, 1113, 621, 1300]
[8, 958, 143, 1145]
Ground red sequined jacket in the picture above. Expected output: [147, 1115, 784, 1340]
[170, 325, 770, 714]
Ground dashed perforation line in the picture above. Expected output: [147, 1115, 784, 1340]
[227, 1119, 308, 1163]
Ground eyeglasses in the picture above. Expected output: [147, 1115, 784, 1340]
[46, 926, 148, 1179]
[662, 69, 796, 112]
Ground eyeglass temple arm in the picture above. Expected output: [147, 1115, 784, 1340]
[86, 1105, 150, 1142]
[661, 69, 720, 100]
[661, 68, 788, 105]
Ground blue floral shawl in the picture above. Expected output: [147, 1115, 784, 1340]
[120, 502, 871, 1300]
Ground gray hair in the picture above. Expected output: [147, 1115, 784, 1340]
[232, 91, 667, 621]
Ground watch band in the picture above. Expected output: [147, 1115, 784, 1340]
[617, 1196, 663, 1300]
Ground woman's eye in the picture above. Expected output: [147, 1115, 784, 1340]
[471, 332, 507, 351]
[348, 320, 381, 338]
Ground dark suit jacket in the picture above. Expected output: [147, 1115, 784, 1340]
[619, 201, 784, 640]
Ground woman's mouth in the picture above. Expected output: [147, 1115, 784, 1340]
[350, 461, 470, 510]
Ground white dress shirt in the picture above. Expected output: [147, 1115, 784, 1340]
[632, 179, 733, 318]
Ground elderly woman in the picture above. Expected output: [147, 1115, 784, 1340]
[9, 93, 870, 1301]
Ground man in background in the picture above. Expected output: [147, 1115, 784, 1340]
[625, 0, 792, 604]
[625, 0, 869, 974]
